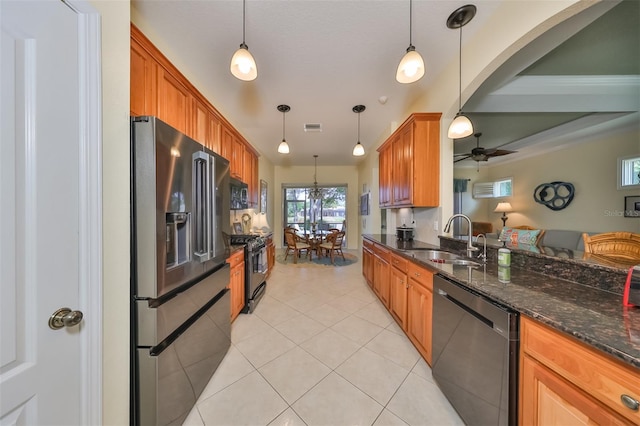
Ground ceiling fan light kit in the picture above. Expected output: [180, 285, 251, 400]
[396, 0, 425, 84]
[447, 4, 476, 139]
[277, 104, 290, 154]
[230, 0, 257, 81]
[352, 105, 366, 156]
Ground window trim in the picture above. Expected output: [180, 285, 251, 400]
[472, 177, 513, 199]
[617, 155, 640, 190]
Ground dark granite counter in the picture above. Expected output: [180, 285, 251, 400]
[363, 234, 640, 370]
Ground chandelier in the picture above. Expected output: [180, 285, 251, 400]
[309, 155, 323, 200]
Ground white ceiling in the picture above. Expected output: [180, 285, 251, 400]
[131, 0, 639, 168]
[131, 0, 502, 166]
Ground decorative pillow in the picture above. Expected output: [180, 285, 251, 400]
[499, 227, 543, 245]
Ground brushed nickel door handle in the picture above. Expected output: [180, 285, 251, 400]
[49, 307, 84, 330]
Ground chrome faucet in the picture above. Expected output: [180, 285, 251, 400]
[475, 234, 487, 263]
[443, 214, 479, 258]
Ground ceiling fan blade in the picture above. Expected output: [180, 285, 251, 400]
[454, 154, 472, 163]
[454, 152, 472, 157]
[486, 149, 516, 157]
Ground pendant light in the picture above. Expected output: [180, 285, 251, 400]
[352, 105, 366, 156]
[230, 0, 257, 81]
[447, 4, 476, 139]
[396, 0, 425, 84]
[309, 155, 323, 201]
[277, 105, 290, 154]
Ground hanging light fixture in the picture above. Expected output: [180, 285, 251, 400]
[309, 155, 323, 200]
[396, 0, 425, 84]
[447, 4, 476, 139]
[277, 104, 290, 154]
[230, 0, 257, 81]
[352, 105, 366, 156]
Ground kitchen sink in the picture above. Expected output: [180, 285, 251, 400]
[444, 259, 482, 267]
[400, 249, 481, 267]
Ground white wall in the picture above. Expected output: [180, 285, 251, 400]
[462, 127, 640, 234]
[89, 1, 130, 425]
[273, 165, 359, 249]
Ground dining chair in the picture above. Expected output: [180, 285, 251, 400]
[582, 231, 640, 265]
[284, 229, 311, 263]
[318, 231, 346, 264]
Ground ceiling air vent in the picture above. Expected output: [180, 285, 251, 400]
[304, 123, 322, 132]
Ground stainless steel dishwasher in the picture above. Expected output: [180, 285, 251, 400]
[432, 274, 519, 426]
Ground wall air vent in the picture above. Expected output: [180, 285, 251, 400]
[304, 123, 322, 132]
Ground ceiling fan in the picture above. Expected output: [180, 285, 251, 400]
[454, 132, 516, 163]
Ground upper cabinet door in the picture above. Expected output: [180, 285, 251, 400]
[130, 39, 157, 117]
[157, 68, 191, 135]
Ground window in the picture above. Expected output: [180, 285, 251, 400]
[472, 177, 513, 199]
[282, 185, 347, 242]
[618, 155, 640, 189]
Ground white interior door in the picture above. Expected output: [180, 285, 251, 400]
[0, 1, 102, 424]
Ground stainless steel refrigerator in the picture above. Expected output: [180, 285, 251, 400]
[130, 116, 231, 425]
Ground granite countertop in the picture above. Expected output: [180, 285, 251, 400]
[363, 234, 640, 370]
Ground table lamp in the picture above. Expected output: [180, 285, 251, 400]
[494, 202, 513, 228]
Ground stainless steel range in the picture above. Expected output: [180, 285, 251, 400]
[230, 234, 268, 313]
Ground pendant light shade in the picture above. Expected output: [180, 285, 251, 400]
[352, 105, 366, 156]
[446, 4, 476, 139]
[230, 0, 257, 81]
[396, 0, 424, 84]
[277, 104, 290, 154]
[448, 112, 474, 139]
[396, 46, 425, 84]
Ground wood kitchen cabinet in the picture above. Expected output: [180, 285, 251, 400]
[266, 234, 275, 279]
[130, 38, 157, 117]
[222, 125, 244, 180]
[192, 98, 221, 154]
[156, 67, 191, 136]
[244, 147, 259, 207]
[406, 262, 433, 365]
[372, 244, 390, 308]
[362, 239, 374, 288]
[378, 144, 392, 207]
[227, 249, 245, 322]
[130, 24, 260, 181]
[377, 113, 441, 208]
[389, 253, 409, 330]
[520, 316, 640, 425]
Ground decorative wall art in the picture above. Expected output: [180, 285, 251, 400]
[624, 196, 640, 217]
[533, 181, 575, 211]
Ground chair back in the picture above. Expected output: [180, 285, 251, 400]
[582, 232, 640, 262]
[284, 229, 298, 248]
[332, 231, 345, 247]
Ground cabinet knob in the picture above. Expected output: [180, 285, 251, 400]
[621, 394, 639, 411]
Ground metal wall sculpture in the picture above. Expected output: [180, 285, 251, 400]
[533, 181, 575, 211]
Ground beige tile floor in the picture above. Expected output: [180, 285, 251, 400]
[184, 249, 464, 426]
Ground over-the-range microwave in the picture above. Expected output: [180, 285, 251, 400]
[230, 177, 248, 210]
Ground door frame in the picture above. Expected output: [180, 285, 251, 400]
[65, 1, 103, 423]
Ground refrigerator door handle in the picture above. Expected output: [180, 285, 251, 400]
[193, 151, 212, 262]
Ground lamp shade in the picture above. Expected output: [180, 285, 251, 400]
[230, 45, 257, 81]
[494, 202, 513, 213]
[352, 142, 365, 156]
[447, 113, 474, 139]
[277, 140, 290, 154]
[396, 48, 425, 84]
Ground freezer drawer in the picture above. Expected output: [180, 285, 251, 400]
[136, 288, 231, 426]
[136, 263, 230, 347]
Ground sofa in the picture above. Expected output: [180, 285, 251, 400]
[486, 228, 591, 252]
